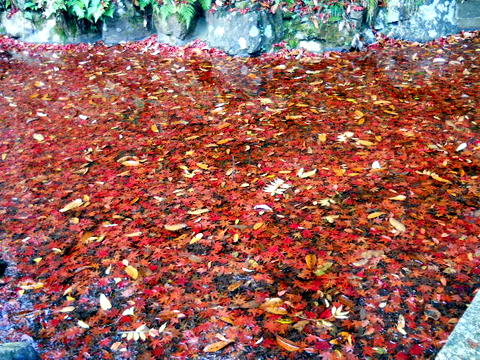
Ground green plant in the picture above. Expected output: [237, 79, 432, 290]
[154, 0, 211, 27]
[64, 0, 114, 22]
[365, 0, 378, 26]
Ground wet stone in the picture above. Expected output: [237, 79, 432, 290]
[436, 291, 480, 360]
[0, 342, 40, 360]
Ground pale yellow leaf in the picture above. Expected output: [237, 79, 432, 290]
[77, 320, 90, 329]
[33, 133, 44, 141]
[164, 223, 187, 231]
[217, 138, 234, 145]
[389, 218, 406, 232]
[318, 133, 327, 142]
[397, 314, 407, 335]
[187, 209, 210, 215]
[196, 163, 209, 170]
[59, 198, 83, 213]
[357, 140, 375, 146]
[99, 293, 112, 310]
[151, 124, 159, 133]
[125, 231, 142, 237]
[121, 160, 141, 167]
[389, 195, 406, 201]
[59, 306, 75, 313]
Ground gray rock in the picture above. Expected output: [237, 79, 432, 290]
[153, 13, 191, 41]
[0, 11, 35, 39]
[102, 0, 152, 44]
[375, 0, 463, 42]
[0, 342, 40, 360]
[455, 0, 480, 29]
[204, 9, 283, 56]
[436, 291, 480, 360]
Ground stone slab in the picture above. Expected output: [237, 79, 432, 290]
[436, 290, 480, 360]
[0, 342, 40, 360]
[455, 0, 480, 28]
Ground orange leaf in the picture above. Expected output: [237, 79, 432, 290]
[276, 335, 302, 352]
[305, 254, 317, 269]
[151, 124, 159, 133]
[203, 340, 233, 352]
[253, 222, 264, 230]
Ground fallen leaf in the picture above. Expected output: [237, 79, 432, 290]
[276, 335, 302, 352]
[59, 199, 83, 213]
[125, 265, 139, 280]
[389, 218, 406, 232]
[33, 133, 45, 141]
[99, 293, 112, 310]
[203, 340, 233, 352]
[164, 223, 187, 231]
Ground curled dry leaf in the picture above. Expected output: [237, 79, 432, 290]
[59, 198, 84, 213]
[203, 339, 234, 353]
[276, 335, 303, 352]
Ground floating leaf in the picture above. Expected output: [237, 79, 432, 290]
[151, 124, 159, 133]
[164, 223, 187, 231]
[59, 198, 83, 213]
[397, 314, 407, 335]
[121, 160, 141, 166]
[305, 254, 317, 269]
[389, 195, 406, 201]
[253, 222, 264, 230]
[187, 209, 210, 215]
[99, 293, 112, 310]
[297, 168, 317, 178]
[276, 335, 302, 352]
[368, 211, 386, 219]
[77, 320, 90, 329]
[125, 265, 138, 280]
[389, 218, 406, 232]
[33, 133, 44, 141]
[203, 340, 233, 353]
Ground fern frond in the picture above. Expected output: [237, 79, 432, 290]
[176, 3, 196, 27]
[366, 0, 378, 26]
[198, 0, 211, 11]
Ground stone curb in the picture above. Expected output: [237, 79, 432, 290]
[436, 290, 480, 360]
[0, 342, 40, 360]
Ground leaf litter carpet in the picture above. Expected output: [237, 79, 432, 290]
[0, 33, 479, 359]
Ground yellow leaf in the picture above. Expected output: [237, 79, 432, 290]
[164, 223, 187, 231]
[357, 117, 365, 125]
[333, 168, 346, 176]
[318, 133, 327, 142]
[99, 293, 112, 310]
[197, 163, 209, 170]
[276, 335, 302, 352]
[431, 173, 451, 184]
[263, 306, 288, 315]
[125, 265, 139, 280]
[367, 212, 386, 219]
[389, 195, 406, 201]
[305, 254, 317, 270]
[189, 233, 203, 244]
[354, 110, 365, 118]
[217, 138, 234, 145]
[253, 222, 264, 230]
[357, 140, 375, 146]
[233, 233, 239, 243]
[151, 124, 159, 133]
[33, 133, 45, 141]
[59, 198, 83, 213]
[203, 340, 233, 352]
[389, 218, 406, 232]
